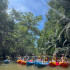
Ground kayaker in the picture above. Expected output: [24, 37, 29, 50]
[35, 56, 37, 60]
[22, 56, 24, 61]
[43, 53, 49, 62]
[24, 55, 29, 61]
[32, 55, 35, 60]
[6, 55, 10, 60]
[60, 54, 68, 62]
[52, 54, 57, 62]
[32, 53, 35, 60]
[32, 53, 37, 61]
[32, 56, 37, 60]
[38, 53, 42, 61]
[18, 55, 21, 60]
[7, 55, 10, 60]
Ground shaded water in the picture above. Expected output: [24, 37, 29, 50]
[0, 62, 70, 70]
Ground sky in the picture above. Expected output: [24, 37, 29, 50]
[8, 0, 50, 30]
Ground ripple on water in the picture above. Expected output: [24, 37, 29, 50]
[0, 63, 70, 70]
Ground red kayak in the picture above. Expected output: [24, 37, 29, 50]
[21, 61, 26, 65]
[17, 60, 22, 64]
[29, 60, 33, 62]
[49, 62, 59, 66]
[59, 62, 69, 67]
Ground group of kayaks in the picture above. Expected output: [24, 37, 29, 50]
[49, 62, 69, 67]
[17, 60, 69, 67]
[17, 60, 34, 65]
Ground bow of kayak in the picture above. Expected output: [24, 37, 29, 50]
[4, 60, 10, 64]
[59, 62, 69, 67]
[26, 60, 34, 65]
[49, 62, 59, 66]
[37, 62, 49, 67]
[21, 61, 26, 65]
[34, 60, 42, 66]
[17, 60, 22, 64]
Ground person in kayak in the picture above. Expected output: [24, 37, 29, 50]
[35, 56, 37, 60]
[32, 54, 37, 61]
[18, 55, 21, 60]
[60, 54, 68, 62]
[32, 53, 35, 61]
[52, 54, 57, 62]
[6, 55, 10, 60]
[38, 53, 42, 61]
[43, 53, 49, 62]
[24, 55, 29, 61]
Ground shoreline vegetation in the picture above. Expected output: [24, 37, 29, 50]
[0, 0, 70, 60]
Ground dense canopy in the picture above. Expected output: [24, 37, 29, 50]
[0, 0, 70, 60]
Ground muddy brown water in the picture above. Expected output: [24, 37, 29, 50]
[0, 62, 70, 70]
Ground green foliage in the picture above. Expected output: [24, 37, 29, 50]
[0, 0, 43, 59]
[0, 0, 8, 11]
[0, 0, 70, 58]
[37, 0, 70, 56]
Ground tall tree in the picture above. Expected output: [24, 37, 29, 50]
[37, 0, 70, 56]
[0, 0, 16, 59]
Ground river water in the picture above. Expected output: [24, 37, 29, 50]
[0, 62, 70, 70]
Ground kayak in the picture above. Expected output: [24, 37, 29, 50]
[59, 62, 69, 67]
[49, 62, 59, 66]
[37, 61, 49, 67]
[21, 61, 26, 65]
[34, 60, 42, 66]
[17, 60, 22, 64]
[4, 60, 10, 64]
[26, 60, 34, 65]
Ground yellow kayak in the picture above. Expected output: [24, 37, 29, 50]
[21, 61, 27, 65]
[17, 60, 22, 64]
[59, 62, 69, 67]
[49, 62, 59, 66]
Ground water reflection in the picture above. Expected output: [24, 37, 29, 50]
[0, 63, 70, 70]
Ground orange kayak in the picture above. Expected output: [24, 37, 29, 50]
[17, 60, 22, 64]
[21, 61, 26, 65]
[49, 62, 59, 66]
[59, 62, 69, 67]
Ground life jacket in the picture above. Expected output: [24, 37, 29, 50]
[25, 56, 28, 59]
[38, 56, 42, 60]
[61, 57, 66, 61]
[44, 56, 49, 61]
[18, 56, 21, 60]
[53, 57, 57, 61]
[35, 56, 37, 59]
[7, 56, 10, 60]
[32, 56, 35, 60]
